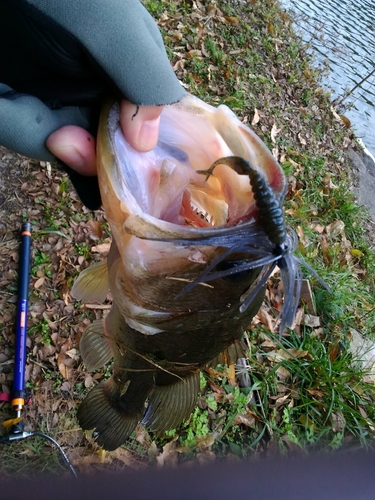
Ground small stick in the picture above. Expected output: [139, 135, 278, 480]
[334, 66, 375, 107]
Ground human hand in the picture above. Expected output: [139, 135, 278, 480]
[0, 0, 185, 208]
[47, 100, 164, 177]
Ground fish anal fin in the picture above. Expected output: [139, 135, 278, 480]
[80, 319, 113, 372]
[206, 339, 246, 369]
[77, 378, 141, 451]
[142, 372, 200, 433]
[206, 340, 253, 388]
[71, 260, 109, 303]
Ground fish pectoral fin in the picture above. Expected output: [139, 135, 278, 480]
[71, 260, 109, 303]
[80, 319, 113, 372]
[77, 378, 141, 451]
[142, 372, 200, 433]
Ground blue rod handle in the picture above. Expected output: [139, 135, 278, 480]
[12, 223, 32, 409]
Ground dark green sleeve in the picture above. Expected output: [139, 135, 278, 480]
[25, 0, 185, 106]
[0, 84, 94, 161]
[0, 0, 184, 156]
[0, 0, 185, 208]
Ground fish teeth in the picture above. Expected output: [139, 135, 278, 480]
[190, 201, 214, 225]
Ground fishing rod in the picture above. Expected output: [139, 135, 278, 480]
[0, 223, 77, 478]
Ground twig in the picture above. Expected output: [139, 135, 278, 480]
[29, 358, 50, 370]
[334, 66, 375, 107]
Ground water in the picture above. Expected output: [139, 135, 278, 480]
[282, 0, 375, 159]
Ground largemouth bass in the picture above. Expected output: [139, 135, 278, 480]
[71, 94, 317, 451]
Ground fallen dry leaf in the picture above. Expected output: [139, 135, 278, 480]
[271, 122, 281, 143]
[276, 366, 291, 381]
[86, 220, 103, 240]
[331, 411, 346, 433]
[303, 314, 321, 328]
[251, 108, 260, 126]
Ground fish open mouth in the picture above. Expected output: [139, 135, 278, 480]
[105, 102, 285, 232]
[98, 95, 286, 236]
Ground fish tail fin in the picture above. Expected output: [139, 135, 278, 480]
[80, 319, 113, 372]
[142, 372, 200, 433]
[77, 377, 141, 451]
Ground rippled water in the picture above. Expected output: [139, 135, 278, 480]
[282, 0, 375, 158]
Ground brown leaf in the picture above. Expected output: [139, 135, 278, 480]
[302, 314, 321, 328]
[322, 175, 338, 189]
[186, 49, 202, 59]
[298, 133, 306, 145]
[84, 375, 94, 388]
[326, 220, 345, 237]
[307, 388, 325, 398]
[276, 366, 291, 381]
[275, 394, 290, 408]
[208, 380, 225, 396]
[58, 361, 73, 380]
[86, 220, 103, 241]
[251, 108, 260, 126]
[339, 115, 351, 128]
[300, 279, 316, 315]
[224, 15, 239, 24]
[256, 306, 275, 332]
[34, 277, 46, 289]
[271, 122, 281, 143]
[232, 411, 256, 428]
[57, 351, 74, 380]
[331, 411, 346, 432]
[260, 338, 277, 350]
[329, 342, 340, 362]
[156, 441, 179, 468]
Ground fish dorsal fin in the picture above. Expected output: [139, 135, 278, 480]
[71, 260, 109, 303]
[142, 372, 200, 432]
[80, 319, 113, 372]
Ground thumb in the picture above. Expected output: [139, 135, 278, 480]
[46, 125, 97, 176]
[120, 99, 163, 152]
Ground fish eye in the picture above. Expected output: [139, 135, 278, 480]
[216, 260, 257, 284]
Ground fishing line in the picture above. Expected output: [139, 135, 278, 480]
[0, 431, 78, 478]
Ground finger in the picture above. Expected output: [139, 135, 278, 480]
[46, 125, 97, 176]
[120, 100, 163, 152]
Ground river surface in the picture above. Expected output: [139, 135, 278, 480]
[282, 0, 375, 159]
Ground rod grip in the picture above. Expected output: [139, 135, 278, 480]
[12, 223, 32, 401]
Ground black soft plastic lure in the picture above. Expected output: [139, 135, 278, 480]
[196, 156, 331, 335]
[134, 156, 331, 336]
[197, 156, 328, 333]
